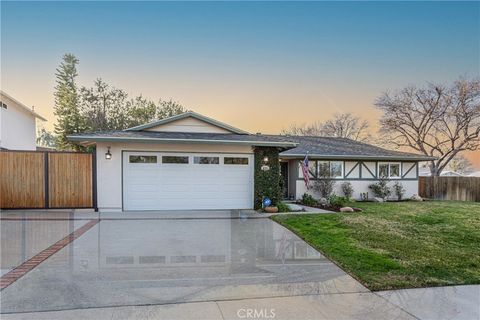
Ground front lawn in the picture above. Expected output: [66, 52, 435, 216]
[272, 201, 480, 291]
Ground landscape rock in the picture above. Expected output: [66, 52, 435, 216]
[373, 197, 384, 203]
[286, 203, 303, 212]
[410, 194, 423, 201]
[340, 207, 354, 212]
[319, 198, 328, 205]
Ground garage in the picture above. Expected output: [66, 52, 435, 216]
[122, 151, 254, 210]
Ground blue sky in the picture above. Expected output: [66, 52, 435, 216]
[1, 1, 479, 138]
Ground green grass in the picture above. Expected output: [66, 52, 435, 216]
[272, 201, 480, 291]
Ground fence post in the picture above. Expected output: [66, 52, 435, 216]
[44, 152, 49, 209]
[92, 148, 98, 212]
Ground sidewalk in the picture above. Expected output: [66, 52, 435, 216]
[3, 285, 478, 320]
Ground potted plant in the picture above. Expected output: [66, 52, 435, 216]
[264, 206, 279, 213]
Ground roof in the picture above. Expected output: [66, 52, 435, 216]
[68, 131, 434, 161]
[0, 90, 47, 121]
[67, 131, 298, 148]
[276, 135, 436, 161]
[125, 111, 249, 134]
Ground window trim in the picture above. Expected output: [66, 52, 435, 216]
[377, 162, 401, 179]
[224, 157, 249, 165]
[128, 155, 158, 164]
[162, 156, 189, 164]
[316, 160, 344, 179]
[193, 156, 220, 165]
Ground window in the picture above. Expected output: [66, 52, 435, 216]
[298, 161, 316, 178]
[194, 156, 219, 164]
[129, 155, 157, 163]
[162, 156, 189, 164]
[317, 161, 343, 179]
[224, 157, 248, 165]
[378, 162, 401, 179]
[0, 101, 7, 109]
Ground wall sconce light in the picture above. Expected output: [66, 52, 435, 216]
[105, 147, 112, 160]
[261, 156, 270, 171]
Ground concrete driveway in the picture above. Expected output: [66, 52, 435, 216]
[1, 210, 477, 319]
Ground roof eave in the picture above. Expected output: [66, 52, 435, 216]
[67, 135, 298, 148]
[278, 153, 437, 161]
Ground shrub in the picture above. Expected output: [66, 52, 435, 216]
[393, 181, 406, 201]
[277, 202, 291, 213]
[368, 179, 391, 201]
[329, 195, 349, 207]
[301, 193, 317, 207]
[341, 182, 354, 200]
[312, 163, 336, 198]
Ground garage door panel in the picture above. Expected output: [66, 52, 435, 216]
[123, 152, 253, 210]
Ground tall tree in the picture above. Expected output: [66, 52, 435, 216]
[53, 54, 85, 150]
[36, 125, 57, 148]
[156, 99, 188, 119]
[79, 79, 188, 131]
[375, 78, 480, 176]
[281, 112, 371, 142]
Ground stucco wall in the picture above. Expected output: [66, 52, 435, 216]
[95, 142, 253, 212]
[290, 159, 420, 201]
[0, 95, 37, 150]
[295, 179, 419, 201]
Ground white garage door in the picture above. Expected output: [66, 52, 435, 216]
[123, 152, 254, 210]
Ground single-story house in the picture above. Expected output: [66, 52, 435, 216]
[68, 111, 434, 212]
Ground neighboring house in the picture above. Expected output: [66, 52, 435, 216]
[0, 91, 46, 150]
[68, 111, 434, 212]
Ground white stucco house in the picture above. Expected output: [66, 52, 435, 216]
[68, 111, 434, 212]
[0, 91, 46, 151]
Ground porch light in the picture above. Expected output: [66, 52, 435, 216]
[263, 156, 269, 164]
[105, 147, 112, 160]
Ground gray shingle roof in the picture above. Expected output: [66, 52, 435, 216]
[67, 131, 434, 161]
[275, 135, 435, 161]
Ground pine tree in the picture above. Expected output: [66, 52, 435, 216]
[53, 54, 85, 150]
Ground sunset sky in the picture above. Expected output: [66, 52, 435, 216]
[1, 1, 479, 168]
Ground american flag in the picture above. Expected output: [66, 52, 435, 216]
[300, 153, 310, 189]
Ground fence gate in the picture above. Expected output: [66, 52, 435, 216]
[0, 151, 95, 209]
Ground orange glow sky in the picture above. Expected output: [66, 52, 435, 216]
[2, 2, 479, 169]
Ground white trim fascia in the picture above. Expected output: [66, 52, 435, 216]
[67, 135, 298, 147]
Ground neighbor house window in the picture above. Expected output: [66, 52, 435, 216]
[162, 156, 189, 164]
[194, 156, 219, 164]
[224, 157, 248, 165]
[129, 155, 157, 163]
[317, 161, 344, 179]
[378, 162, 401, 179]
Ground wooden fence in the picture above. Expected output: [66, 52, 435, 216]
[0, 151, 95, 209]
[419, 176, 480, 202]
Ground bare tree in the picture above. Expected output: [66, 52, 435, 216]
[446, 154, 473, 174]
[375, 78, 480, 176]
[281, 112, 371, 142]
